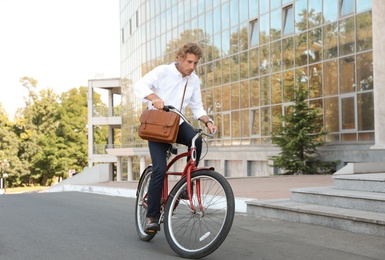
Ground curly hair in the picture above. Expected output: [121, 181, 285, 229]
[176, 43, 203, 60]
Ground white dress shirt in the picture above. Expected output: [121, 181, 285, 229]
[134, 62, 207, 121]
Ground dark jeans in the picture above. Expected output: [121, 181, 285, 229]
[146, 122, 202, 219]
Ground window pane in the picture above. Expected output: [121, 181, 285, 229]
[308, 0, 322, 28]
[339, 56, 356, 93]
[283, 6, 294, 35]
[250, 19, 259, 47]
[232, 111, 241, 138]
[308, 28, 322, 64]
[222, 2, 230, 30]
[241, 109, 250, 137]
[231, 83, 240, 110]
[261, 107, 271, 136]
[260, 44, 270, 75]
[240, 80, 250, 108]
[213, 6, 221, 34]
[206, 89, 214, 113]
[357, 0, 372, 13]
[260, 14, 270, 44]
[223, 113, 231, 137]
[295, 32, 308, 66]
[356, 12, 372, 52]
[260, 75, 271, 106]
[230, 0, 239, 27]
[222, 57, 230, 84]
[283, 70, 295, 102]
[340, 0, 354, 17]
[282, 37, 294, 69]
[249, 48, 259, 77]
[250, 78, 260, 107]
[259, 0, 268, 14]
[324, 97, 339, 132]
[239, 0, 249, 23]
[214, 86, 222, 113]
[270, 9, 281, 41]
[309, 63, 322, 98]
[339, 17, 355, 56]
[249, 0, 258, 18]
[295, 0, 307, 33]
[214, 59, 222, 85]
[323, 23, 338, 59]
[272, 105, 282, 135]
[323, 60, 338, 96]
[223, 85, 231, 111]
[357, 92, 374, 131]
[296, 67, 309, 89]
[231, 54, 240, 81]
[341, 96, 355, 130]
[222, 29, 230, 55]
[323, 0, 338, 23]
[271, 41, 282, 72]
[357, 52, 373, 91]
[240, 51, 249, 80]
[251, 109, 260, 135]
[272, 73, 282, 104]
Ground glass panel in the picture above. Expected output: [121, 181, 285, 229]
[222, 57, 230, 84]
[239, 0, 249, 23]
[339, 17, 355, 56]
[259, 0, 268, 14]
[213, 6, 221, 34]
[308, 28, 322, 64]
[296, 67, 309, 89]
[295, 0, 307, 33]
[230, 0, 239, 27]
[241, 109, 250, 137]
[249, 0, 258, 18]
[214, 59, 222, 85]
[272, 105, 282, 135]
[249, 48, 259, 77]
[357, 92, 374, 131]
[232, 111, 241, 138]
[223, 113, 231, 137]
[260, 44, 270, 75]
[222, 2, 230, 30]
[341, 133, 356, 142]
[357, 0, 372, 13]
[240, 81, 249, 108]
[206, 62, 214, 88]
[283, 5, 294, 36]
[283, 70, 295, 102]
[231, 83, 240, 110]
[230, 26, 239, 55]
[272, 73, 282, 104]
[260, 14, 270, 44]
[282, 37, 294, 69]
[324, 97, 339, 132]
[356, 12, 372, 52]
[323, 0, 338, 23]
[251, 109, 260, 136]
[270, 9, 281, 41]
[271, 41, 282, 72]
[358, 132, 374, 141]
[341, 96, 355, 130]
[340, 0, 354, 17]
[231, 54, 240, 81]
[222, 29, 230, 55]
[323, 23, 338, 59]
[240, 51, 249, 80]
[206, 10, 213, 35]
[250, 78, 260, 107]
[309, 63, 322, 98]
[214, 86, 222, 113]
[295, 32, 308, 66]
[308, 0, 322, 28]
[261, 107, 271, 136]
[339, 56, 356, 94]
[223, 85, 231, 111]
[357, 52, 373, 91]
[260, 76, 271, 106]
[206, 89, 214, 114]
[250, 19, 259, 47]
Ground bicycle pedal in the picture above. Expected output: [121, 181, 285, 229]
[170, 146, 178, 154]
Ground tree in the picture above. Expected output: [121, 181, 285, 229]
[270, 85, 336, 175]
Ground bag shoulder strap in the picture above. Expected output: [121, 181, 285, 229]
[179, 79, 188, 111]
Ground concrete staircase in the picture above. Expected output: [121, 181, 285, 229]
[246, 173, 385, 237]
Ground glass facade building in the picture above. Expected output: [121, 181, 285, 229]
[119, 0, 385, 177]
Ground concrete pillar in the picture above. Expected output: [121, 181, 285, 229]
[116, 156, 122, 181]
[371, 0, 385, 149]
[127, 156, 133, 181]
[140, 156, 146, 176]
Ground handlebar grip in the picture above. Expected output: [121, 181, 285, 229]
[163, 105, 175, 112]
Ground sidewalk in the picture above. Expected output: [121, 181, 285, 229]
[45, 174, 334, 212]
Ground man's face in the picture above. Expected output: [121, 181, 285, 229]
[176, 53, 199, 77]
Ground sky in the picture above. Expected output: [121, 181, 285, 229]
[0, 0, 120, 120]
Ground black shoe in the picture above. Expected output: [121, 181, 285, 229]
[145, 218, 160, 234]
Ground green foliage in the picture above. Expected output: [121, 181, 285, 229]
[270, 86, 337, 175]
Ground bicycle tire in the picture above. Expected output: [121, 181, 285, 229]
[135, 166, 156, 241]
[164, 170, 235, 259]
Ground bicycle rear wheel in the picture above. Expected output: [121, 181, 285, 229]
[164, 170, 235, 259]
[135, 166, 156, 241]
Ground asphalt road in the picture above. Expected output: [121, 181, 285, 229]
[0, 192, 384, 260]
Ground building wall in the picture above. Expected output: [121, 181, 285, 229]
[119, 0, 383, 177]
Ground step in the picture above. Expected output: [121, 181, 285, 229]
[290, 186, 385, 213]
[246, 199, 385, 237]
[333, 173, 385, 193]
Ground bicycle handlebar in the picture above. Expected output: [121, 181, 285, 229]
[163, 105, 216, 138]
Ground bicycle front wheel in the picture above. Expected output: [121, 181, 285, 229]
[164, 170, 235, 259]
[135, 166, 156, 241]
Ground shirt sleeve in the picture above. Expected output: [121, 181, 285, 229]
[134, 65, 165, 101]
